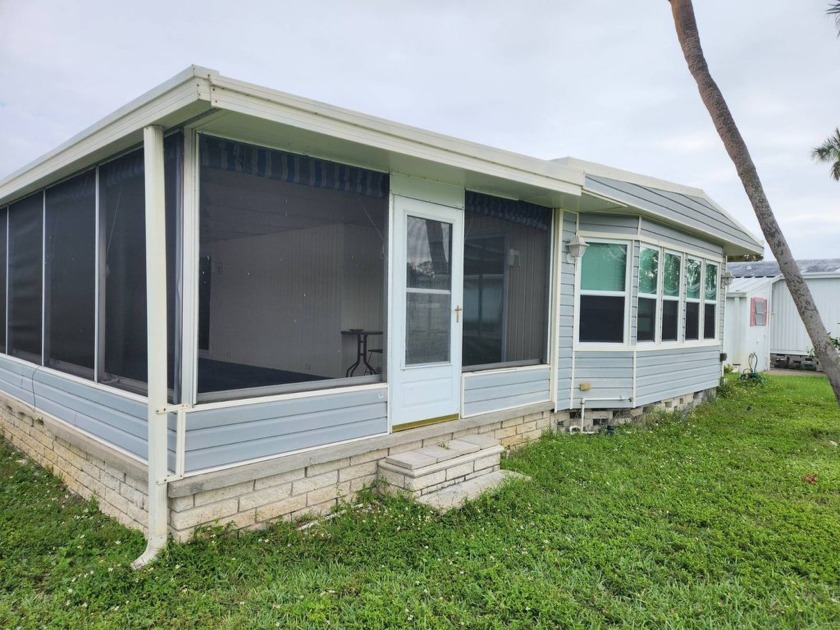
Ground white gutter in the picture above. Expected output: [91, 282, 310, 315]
[132, 125, 170, 569]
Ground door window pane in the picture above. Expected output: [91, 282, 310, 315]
[406, 216, 451, 290]
[45, 171, 96, 378]
[406, 216, 452, 365]
[581, 243, 626, 291]
[9, 193, 43, 363]
[406, 293, 451, 364]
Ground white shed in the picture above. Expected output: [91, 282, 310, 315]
[725, 259, 840, 371]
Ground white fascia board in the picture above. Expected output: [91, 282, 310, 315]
[207, 76, 584, 197]
[0, 65, 217, 206]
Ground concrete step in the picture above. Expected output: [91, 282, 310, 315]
[417, 470, 528, 513]
[378, 434, 504, 498]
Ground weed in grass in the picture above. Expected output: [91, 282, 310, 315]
[1, 374, 839, 628]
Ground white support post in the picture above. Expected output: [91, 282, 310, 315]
[132, 125, 169, 569]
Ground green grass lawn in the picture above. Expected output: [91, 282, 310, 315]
[2, 375, 839, 629]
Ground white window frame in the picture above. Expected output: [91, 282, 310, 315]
[575, 238, 631, 348]
[637, 245, 661, 344]
[660, 249, 683, 344]
[684, 256, 702, 341]
[703, 260, 719, 340]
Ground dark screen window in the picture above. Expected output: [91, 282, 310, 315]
[197, 135, 388, 400]
[9, 193, 43, 363]
[579, 295, 625, 343]
[463, 192, 551, 367]
[0, 209, 6, 354]
[704, 304, 716, 339]
[45, 171, 96, 378]
[685, 302, 700, 340]
[99, 136, 180, 393]
[662, 300, 679, 342]
[637, 297, 656, 342]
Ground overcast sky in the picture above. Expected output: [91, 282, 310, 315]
[1, 0, 838, 260]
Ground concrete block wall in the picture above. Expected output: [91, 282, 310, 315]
[165, 407, 564, 541]
[0, 397, 148, 533]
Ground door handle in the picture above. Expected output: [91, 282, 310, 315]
[454, 305, 462, 323]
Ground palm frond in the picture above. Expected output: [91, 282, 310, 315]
[829, 2, 840, 33]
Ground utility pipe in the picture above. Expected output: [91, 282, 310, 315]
[132, 125, 169, 570]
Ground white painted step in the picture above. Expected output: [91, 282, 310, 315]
[417, 470, 528, 513]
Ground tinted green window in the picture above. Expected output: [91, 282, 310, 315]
[639, 248, 659, 295]
[705, 263, 718, 301]
[663, 253, 681, 298]
[581, 243, 626, 291]
[685, 258, 701, 300]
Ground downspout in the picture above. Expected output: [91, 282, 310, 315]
[132, 125, 169, 569]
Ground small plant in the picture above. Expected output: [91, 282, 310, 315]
[723, 364, 734, 375]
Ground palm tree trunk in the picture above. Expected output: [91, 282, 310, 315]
[669, 0, 840, 406]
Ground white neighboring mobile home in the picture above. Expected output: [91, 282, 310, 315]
[0, 67, 762, 560]
[724, 259, 840, 371]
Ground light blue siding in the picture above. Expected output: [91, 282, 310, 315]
[184, 387, 387, 472]
[585, 175, 758, 253]
[573, 352, 634, 408]
[640, 219, 724, 258]
[579, 213, 638, 235]
[555, 211, 577, 409]
[463, 367, 551, 417]
[635, 347, 720, 407]
[0, 355, 150, 461]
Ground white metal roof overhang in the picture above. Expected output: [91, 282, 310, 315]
[0, 66, 584, 210]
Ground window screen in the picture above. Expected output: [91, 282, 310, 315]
[9, 193, 43, 363]
[197, 135, 388, 400]
[463, 192, 551, 367]
[0, 209, 6, 354]
[99, 136, 180, 393]
[45, 171, 96, 378]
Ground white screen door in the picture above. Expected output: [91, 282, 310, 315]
[390, 195, 464, 428]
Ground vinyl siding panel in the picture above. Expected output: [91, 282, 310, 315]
[184, 386, 387, 472]
[573, 352, 634, 408]
[635, 347, 720, 406]
[463, 366, 551, 417]
[770, 277, 840, 355]
[555, 211, 576, 409]
[0, 354, 150, 461]
[578, 213, 638, 235]
[640, 219, 724, 258]
[586, 176, 757, 253]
